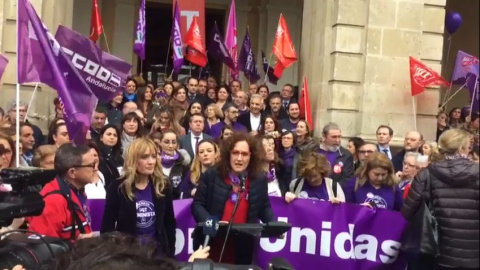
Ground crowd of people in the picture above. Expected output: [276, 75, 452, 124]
[0, 74, 479, 269]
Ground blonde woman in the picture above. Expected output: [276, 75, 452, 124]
[204, 103, 222, 135]
[285, 151, 345, 203]
[32, 144, 57, 169]
[421, 140, 440, 161]
[101, 138, 176, 258]
[402, 129, 479, 269]
[180, 139, 220, 199]
[345, 152, 403, 211]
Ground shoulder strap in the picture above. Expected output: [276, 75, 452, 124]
[44, 179, 86, 240]
[425, 168, 435, 216]
[293, 178, 303, 194]
[332, 179, 338, 198]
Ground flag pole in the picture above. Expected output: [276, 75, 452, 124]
[441, 78, 454, 107]
[263, 53, 274, 83]
[469, 77, 478, 119]
[164, 37, 172, 75]
[440, 82, 467, 109]
[25, 83, 39, 122]
[304, 77, 307, 122]
[101, 26, 110, 53]
[412, 96, 417, 131]
[15, 83, 20, 167]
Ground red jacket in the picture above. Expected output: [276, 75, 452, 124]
[27, 178, 92, 240]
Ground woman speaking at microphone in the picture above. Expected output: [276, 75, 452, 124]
[192, 132, 275, 265]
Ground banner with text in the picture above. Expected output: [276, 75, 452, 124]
[55, 25, 132, 101]
[173, 0, 205, 42]
[89, 197, 408, 269]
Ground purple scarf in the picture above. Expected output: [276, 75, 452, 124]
[281, 148, 296, 168]
[161, 151, 180, 168]
[266, 163, 277, 183]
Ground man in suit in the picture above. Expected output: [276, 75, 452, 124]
[179, 113, 212, 165]
[391, 131, 424, 172]
[376, 125, 394, 160]
[186, 77, 208, 107]
[280, 84, 297, 110]
[208, 103, 247, 139]
[237, 94, 264, 136]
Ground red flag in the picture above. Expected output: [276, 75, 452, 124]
[89, 0, 103, 42]
[184, 17, 207, 67]
[299, 76, 313, 130]
[409, 57, 450, 96]
[272, 14, 297, 79]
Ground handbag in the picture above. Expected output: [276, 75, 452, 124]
[401, 168, 439, 256]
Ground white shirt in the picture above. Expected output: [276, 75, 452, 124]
[250, 113, 261, 131]
[85, 171, 106, 199]
[378, 145, 392, 160]
[190, 133, 204, 156]
[268, 178, 282, 197]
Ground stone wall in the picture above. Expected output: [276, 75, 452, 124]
[300, 0, 447, 145]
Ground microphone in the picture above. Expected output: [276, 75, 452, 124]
[239, 173, 247, 192]
[202, 216, 220, 247]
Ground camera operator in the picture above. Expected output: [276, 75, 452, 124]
[26, 143, 94, 241]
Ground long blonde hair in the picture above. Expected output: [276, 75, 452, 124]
[121, 138, 169, 200]
[355, 152, 396, 191]
[190, 140, 220, 185]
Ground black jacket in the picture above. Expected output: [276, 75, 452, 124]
[392, 149, 407, 172]
[101, 177, 177, 258]
[237, 112, 265, 132]
[98, 144, 123, 189]
[167, 149, 191, 200]
[401, 158, 479, 268]
[191, 168, 275, 264]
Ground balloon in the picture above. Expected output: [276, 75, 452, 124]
[445, 11, 463, 35]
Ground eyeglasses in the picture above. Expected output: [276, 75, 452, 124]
[231, 150, 251, 158]
[74, 162, 97, 169]
[403, 162, 417, 169]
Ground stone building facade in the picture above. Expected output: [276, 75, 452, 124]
[0, 0, 477, 145]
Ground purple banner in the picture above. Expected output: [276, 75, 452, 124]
[208, 23, 235, 70]
[171, 1, 184, 74]
[0, 54, 8, 81]
[55, 25, 132, 102]
[133, 0, 146, 60]
[17, 0, 97, 145]
[89, 197, 408, 269]
[238, 29, 260, 83]
[452, 50, 479, 82]
[87, 199, 106, 232]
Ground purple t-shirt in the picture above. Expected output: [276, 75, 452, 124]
[318, 149, 338, 173]
[135, 182, 157, 239]
[298, 180, 329, 201]
[352, 181, 404, 211]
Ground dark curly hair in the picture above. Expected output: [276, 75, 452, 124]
[217, 132, 266, 179]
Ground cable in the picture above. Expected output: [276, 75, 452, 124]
[0, 229, 56, 259]
[218, 189, 243, 263]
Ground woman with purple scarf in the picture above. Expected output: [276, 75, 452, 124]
[285, 151, 345, 203]
[158, 129, 191, 199]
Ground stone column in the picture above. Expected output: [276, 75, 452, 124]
[300, 0, 446, 144]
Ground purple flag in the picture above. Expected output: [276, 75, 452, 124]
[172, 1, 184, 74]
[0, 54, 8, 81]
[133, 0, 146, 60]
[55, 25, 132, 101]
[17, 0, 97, 145]
[452, 51, 479, 83]
[208, 23, 235, 70]
[262, 50, 278, 85]
[467, 74, 479, 113]
[238, 29, 260, 83]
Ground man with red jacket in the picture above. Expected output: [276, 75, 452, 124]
[28, 144, 95, 241]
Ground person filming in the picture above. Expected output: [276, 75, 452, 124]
[191, 132, 275, 265]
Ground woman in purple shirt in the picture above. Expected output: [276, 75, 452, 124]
[345, 152, 404, 211]
[101, 138, 176, 258]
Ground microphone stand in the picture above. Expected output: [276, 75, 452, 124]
[218, 178, 245, 263]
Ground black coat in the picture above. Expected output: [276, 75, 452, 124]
[98, 144, 123, 189]
[101, 177, 177, 258]
[401, 158, 479, 268]
[392, 149, 407, 173]
[191, 168, 275, 264]
[237, 112, 265, 132]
